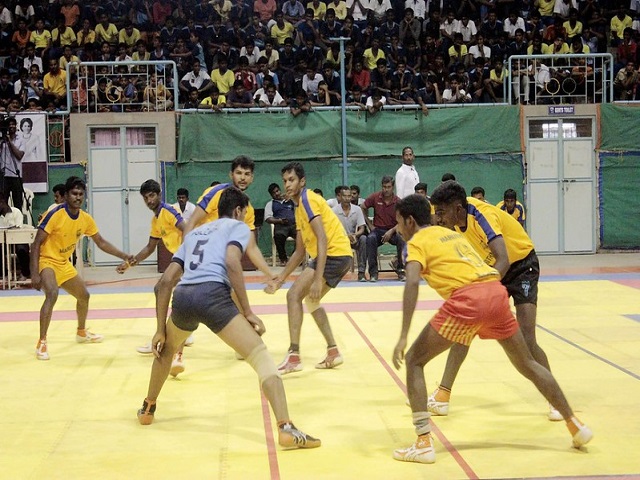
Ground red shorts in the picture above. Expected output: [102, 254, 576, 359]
[430, 280, 518, 346]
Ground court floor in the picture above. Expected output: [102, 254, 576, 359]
[1, 253, 639, 480]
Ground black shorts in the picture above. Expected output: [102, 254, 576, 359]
[308, 255, 352, 288]
[171, 282, 239, 333]
[500, 249, 539, 306]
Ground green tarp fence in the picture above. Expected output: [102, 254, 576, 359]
[598, 152, 640, 249]
[177, 107, 522, 163]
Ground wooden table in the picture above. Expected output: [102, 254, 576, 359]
[2, 227, 37, 289]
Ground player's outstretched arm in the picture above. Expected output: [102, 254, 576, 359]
[91, 232, 135, 265]
[265, 232, 306, 294]
[116, 237, 159, 273]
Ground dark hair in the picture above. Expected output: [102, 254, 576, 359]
[313, 188, 323, 196]
[414, 182, 428, 192]
[334, 185, 345, 195]
[503, 188, 517, 200]
[65, 176, 86, 192]
[350, 184, 360, 194]
[20, 117, 33, 129]
[52, 183, 65, 195]
[430, 180, 467, 208]
[210, 180, 221, 186]
[381, 175, 394, 185]
[231, 155, 255, 172]
[281, 161, 305, 180]
[177, 188, 189, 197]
[218, 186, 249, 217]
[396, 194, 431, 227]
[470, 186, 485, 197]
[441, 172, 456, 182]
[268, 182, 280, 195]
[140, 179, 161, 195]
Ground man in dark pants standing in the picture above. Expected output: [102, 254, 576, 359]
[264, 182, 296, 266]
[0, 117, 26, 211]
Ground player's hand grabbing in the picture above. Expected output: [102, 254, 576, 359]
[392, 337, 407, 369]
[264, 277, 283, 294]
[151, 330, 166, 358]
[246, 313, 266, 335]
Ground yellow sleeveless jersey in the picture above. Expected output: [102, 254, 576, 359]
[295, 188, 352, 259]
[406, 225, 499, 299]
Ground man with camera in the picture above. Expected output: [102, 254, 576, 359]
[0, 116, 26, 211]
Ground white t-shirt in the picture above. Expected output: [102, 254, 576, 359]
[395, 163, 420, 198]
[173, 201, 196, 222]
[0, 207, 23, 228]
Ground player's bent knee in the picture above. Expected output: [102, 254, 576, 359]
[246, 343, 280, 386]
[304, 297, 321, 313]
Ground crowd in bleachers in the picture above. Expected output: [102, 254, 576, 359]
[0, 0, 638, 114]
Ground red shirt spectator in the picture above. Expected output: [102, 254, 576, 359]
[254, 0, 277, 22]
[153, 0, 173, 25]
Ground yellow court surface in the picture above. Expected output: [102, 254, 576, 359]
[1, 254, 640, 480]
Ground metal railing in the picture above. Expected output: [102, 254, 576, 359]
[65, 61, 179, 114]
[507, 53, 614, 105]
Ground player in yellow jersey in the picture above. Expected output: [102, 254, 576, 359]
[183, 156, 274, 280]
[496, 188, 525, 227]
[30, 176, 134, 361]
[266, 162, 352, 374]
[391, 195, 592, 464]
[429, 180, 559, 420]
[115, 179, 193, 371]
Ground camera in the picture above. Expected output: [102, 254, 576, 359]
[0, 113, 12, 139]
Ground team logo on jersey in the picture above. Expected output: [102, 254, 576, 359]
[76, 229, 82, 239]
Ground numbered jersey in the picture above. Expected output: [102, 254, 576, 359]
[405, 225, 499, 300]
[172, 217, 251, 287]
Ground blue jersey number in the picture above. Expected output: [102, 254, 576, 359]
[189, 239, 209, 270]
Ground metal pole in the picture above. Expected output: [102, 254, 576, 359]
[330, 37, 350, 186]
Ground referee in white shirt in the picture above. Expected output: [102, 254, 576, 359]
[395, 146, 420, 198]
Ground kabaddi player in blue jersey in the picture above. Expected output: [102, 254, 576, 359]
[137, 187, 321, 449]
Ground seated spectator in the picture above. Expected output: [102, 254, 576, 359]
[370, 58, 392, 96]
[260, 39, 280, 71]
[290, 88, 311, 116]
[234, 56, 258, 94]
[59, 45, 80, 75]
[24, 63, 43, 102]
[365, 88, 385, 114]
[180, 59, 213, 99]
[614, 61, 638, 100]
[400, 7, 421, 44]
[199, 85, 227, 111]
[361, 175, 405, 281]
[456, 14, 477, 45]
[347, 58, 370, 92]
[230, 0, 253, 29]
[442, 75, 471, 103]
[256, 56, 280, 89]
[610, 7, 632, 47]
[350, 184, 364, 206]
[282, 0, 305, 24]
[255, 0, 278, 23]
[182, 87, 201, 109]
[240, 38, 261, 71]
[76, 18, 96, 50]
[503, 10, 525, 40]
[12, 19, 31, 55]
[345, 84, 366, 108]
[29, 17, 51, 58]
[212, 0, 232, 25]
[95, 12, 118, 47]
[333, 185, 367, 281]
[245, 14, 269, 49]
[302, 64, 323, 98]
[4, 46, 23, 77]
[363, 37, 386, 70]
[484, 59, 508, 102]
[142, 72, 173, 111]
[226, 79, 255, 107]
[210, 55, 235, 94]
[119, 20, 141, 53]
[43, 58, 67, 107]
[258, 83, 286, 106]
[387, 83, 414, 105]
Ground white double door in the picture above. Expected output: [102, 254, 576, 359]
[88, 126, 158, 265]
[526, 118, 596, 254]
